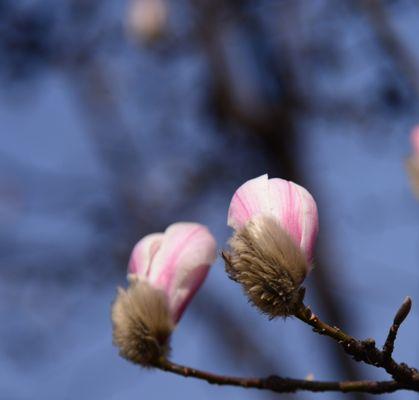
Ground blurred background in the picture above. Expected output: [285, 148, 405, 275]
[1, 0, 419, 399]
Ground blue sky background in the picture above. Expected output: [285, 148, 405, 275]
[1, 1, 419, 399]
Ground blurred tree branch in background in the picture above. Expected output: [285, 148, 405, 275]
[359, 0, 419, 97]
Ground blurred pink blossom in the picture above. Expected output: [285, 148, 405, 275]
[407, 126, 419, 198]
[128, 222, 217, 323]
[126, 0, 167, 43]
[411, 126, 419, 155]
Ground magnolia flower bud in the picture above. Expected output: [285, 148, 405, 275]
[406, 126, 419, 198]
[112, 222, 217, 366]
[224, 174, 319, 317]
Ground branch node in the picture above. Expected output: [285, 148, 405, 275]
[362, 338, 376, 349]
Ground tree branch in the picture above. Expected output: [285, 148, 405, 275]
[151, 295, 418, 394]
[156, 359, 414, 394]
[294, 297, 418, 385]
[359, 0, 419, 97]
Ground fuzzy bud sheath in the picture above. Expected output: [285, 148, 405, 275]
[225, 216, 308, 317]
[111, 280, 174, 366]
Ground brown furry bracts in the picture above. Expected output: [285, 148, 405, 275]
[111, 280, 174, 366]
[224, 216, 309, 317]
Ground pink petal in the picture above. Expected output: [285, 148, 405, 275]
[268, 178, 318, 261]
[268, 178, 302, 245]
[148, 222, 217, 322]
[128, 233, 164, 277]
[293, 183, 319, 261]
[168, 263, 210, 323]
[411, 126, 419, 155]
[227, 174, 271, 230]
[228, 174, 318, 262]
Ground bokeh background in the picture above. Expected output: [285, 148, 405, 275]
[1, 0, 419, 399]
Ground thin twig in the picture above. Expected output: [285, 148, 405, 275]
[383, 297, 412, 359]
[156, 359, 414, 394]
[294, 299, 419, 385]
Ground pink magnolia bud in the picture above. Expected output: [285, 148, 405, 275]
[112, 222, 216, 365]
[224, 174, 319, 317]
[128, 222, 217, 323]
[228, 174, 318, 262]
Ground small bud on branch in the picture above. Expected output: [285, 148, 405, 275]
[382, 297, 412, 360]
[393, 296, 412, 326]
